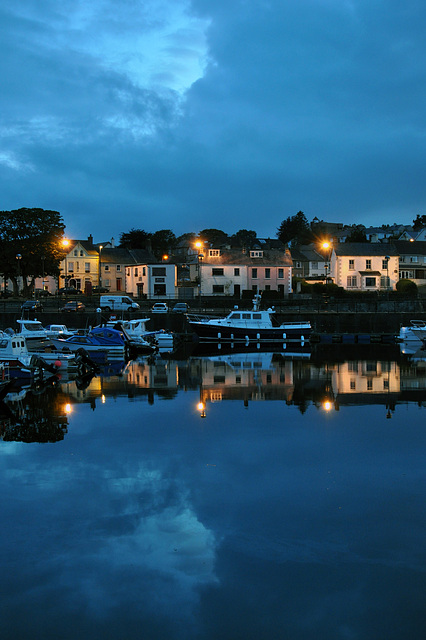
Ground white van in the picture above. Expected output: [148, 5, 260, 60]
[100, 295, 140, 312]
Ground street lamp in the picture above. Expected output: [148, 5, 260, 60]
[16, 254, 22, 296]
[385, 255, 390, 293]
[99, 245, 103, 288]
[321, 241, 332, 284]
[195, 242, 204, 306]
[62, 239, 69, 288]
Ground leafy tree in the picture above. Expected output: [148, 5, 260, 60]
[0, 208, 65, 295]
[344, 225, 367, 242]
[413, 214, 426, 230]
[230, 229, 257, 248]
[198, 228, 229, 246]
[277, 211, 312, 246]
[150, 229, 177, 259]
[119, 228, 151, 248]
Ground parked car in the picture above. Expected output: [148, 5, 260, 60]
[57, 287, 82, 296]
[34, 288, 52, 297]
[92, 286, 110, 294]
[60, 301, 86, 313]
[21, 300, 43, 312]
[151, 302, 168, 313]
[172, 302, 189, 313]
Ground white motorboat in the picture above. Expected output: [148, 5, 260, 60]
[107, 318, 174, 353]
[15, 319, 50, 347]
[187, 295, 311, 345]
[397, 320, 426, 344]
[44, 324, 78, 339]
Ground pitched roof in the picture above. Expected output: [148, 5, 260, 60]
[392, 241, 426, 255]
[334, 243, 399, 257]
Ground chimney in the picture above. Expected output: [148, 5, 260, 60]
[110, 237, 115, 248]
[88, 234, 93, 246]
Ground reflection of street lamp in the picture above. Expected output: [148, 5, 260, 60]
[16, 254, 22, 295]
[197, 401, 206, 418]
[99, 245, 103, 288]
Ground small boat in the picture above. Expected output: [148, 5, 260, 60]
[397, 320, 426, 344]
[50, 326, 127, 358]
[0, 332, 58, 381]
[187, 295, 311, 344]
[44, 324, 78, 339]
[15, 319, 50, 348]
[106, 318, 173, 353]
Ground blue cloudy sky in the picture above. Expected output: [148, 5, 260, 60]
[1, 0, 425, 240]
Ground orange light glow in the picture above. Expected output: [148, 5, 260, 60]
[323, 401, 333, 412]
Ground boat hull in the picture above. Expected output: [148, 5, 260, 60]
[188, 322, 311, 344]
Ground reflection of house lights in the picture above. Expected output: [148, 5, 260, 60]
[323, 400, 333, 412]
[64, 403, 72, 414]
[101, 395, 106, 404]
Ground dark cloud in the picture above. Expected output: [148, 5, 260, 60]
[1, 1, 425, 238]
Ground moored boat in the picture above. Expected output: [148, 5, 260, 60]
[187, 296, 311, 345]
[397, 320, 426, 343]
[50, 326, 127, 358]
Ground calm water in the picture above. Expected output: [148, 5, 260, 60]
[1, 349, 425, 640]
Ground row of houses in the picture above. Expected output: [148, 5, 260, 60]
[25, 234, 426, 299]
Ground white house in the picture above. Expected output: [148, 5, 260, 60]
[125, 262, 177, 299]
[331, 244, 399, 291]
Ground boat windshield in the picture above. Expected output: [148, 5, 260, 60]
[22, 322, 44, 332]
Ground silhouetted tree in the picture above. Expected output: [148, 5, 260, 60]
[230, 229, 257, 248]
[150, 229, 177, 259]
[0, 207, 65, 295]
[344, 225, 367, 242]
[119, 228, 151, 249]
[413, 214, 426, 230]
[277, 211, 311, 246]
[198, 228, 229, 246]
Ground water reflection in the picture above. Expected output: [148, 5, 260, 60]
[2, 348, 426, 440]
[1, 347, 425, 639]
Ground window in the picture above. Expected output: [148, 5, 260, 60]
[250, 250, 263, 258]
[278, 268, 284, 278]
[212, 285, 224, 294]
[212, 268, 224, 276]
[104, 265, 109, 271]
[347, 276, 357, 288]
[68, 262, 74, 272]
[265, 268, 271, 279]
[265, 285, 270, 290]
[311, 261, 318, 269]
[252, 285, 258, 292]
[400, 270, 414, 279]
[152, 267, 166, 276]
[366, 259, 372, 270]
[367, 379, 373, 391]
[73, 250, 78, 256]
[143, 267, 146, 276]
[350, 379, 356, 390]
[76, 262, 79, 271]
[410, 256, 418, 263]
[365, 276, 376, 287]
[80, 250, 83, 257]
[252, 268, 258, 279]
[349, 259, 355, 270]
[209, 249, 221, 257]
[85, 262, 90, 272]
[134, 268, 138, 276]
[382, 259, 388, 269]
[117, 265, 121, 271]
[234, 268, 240, 276]
[380, 276, 390, 288]
[383, 379, 389, 390]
